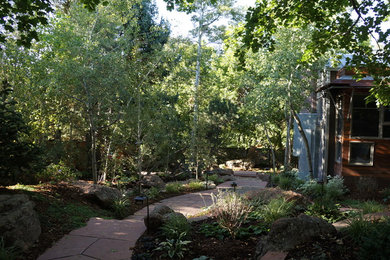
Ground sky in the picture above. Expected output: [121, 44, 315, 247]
[155, 0, 256, 38]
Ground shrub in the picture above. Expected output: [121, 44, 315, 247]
[305, 199, 343, 223]
[261, 197, 295, 223]
[274, 169, 304, 190]
[299, 176, 347, 201]
[343, 216, 390, 260]
[342, 199, 385, 214]
[380, 187, 390, 203]
[146, 187, 160, 200]
[36, 161, 79, 183]
[186, 181, 204, 191]
[299, 180, 323, 199]
[165, 182, 183, 194]
[0, 237, 18, 260]
[326, 176, 348, 201]
[154, 232, 191, 259]
[207, 174, 224, 185]
[211, 191, 252, 238]
[0, 86, 42, 186]
[199, 222, 229, 240]
[160, 214, 191, 240]
[112, 196, 131, 219]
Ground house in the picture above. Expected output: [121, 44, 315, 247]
[293, 67, 390, 188]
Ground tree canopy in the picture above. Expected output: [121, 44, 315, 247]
[240, 0, 390, 104]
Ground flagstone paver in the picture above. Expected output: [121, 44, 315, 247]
[38, 172, 267, 260]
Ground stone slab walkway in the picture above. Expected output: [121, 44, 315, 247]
[38, 175, 267, 260]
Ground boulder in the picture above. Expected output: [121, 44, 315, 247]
[141, 175, 165, 189]
[255, 214, 337, 259]
[162, 212, 187, 224]
[219, 175, 236, 182]
[210, 168, 234, 176]
[0, 194, 41, 251]
[145, 205, 188, 232]
[71, 180, 121, 208]
[225, 159, 254, 170]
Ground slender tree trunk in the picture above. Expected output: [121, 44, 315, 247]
[291, 109, 314, 179]
[284, 111, 292, 170]
[101, 136, 111, 182]
[262, 122, 276, 174]
[88, 111, 98, 184]
[137, 87, 143, 194]
[191, 18, 203, 180]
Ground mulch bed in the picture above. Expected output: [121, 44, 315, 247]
[132, 218, 258, 260]
[132, 218, 357, 260]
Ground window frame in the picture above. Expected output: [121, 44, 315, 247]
[350, 94, 390, 139]
[348, 141, 375, 166]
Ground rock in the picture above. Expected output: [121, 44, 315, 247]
[141, 175, 165, 189]
[153, 204, 174, 215]
[255, 214, 337, 259]
[0, 194, 41, 251]
[145, 205, 188, 232]
[225, 159, 254, 170]
[256, 172, 271, 182]
[71, 180, 121, 208]
[219, 175, 236, 182]
[162, 212, 187, 224]
[210, 168, 234, 176]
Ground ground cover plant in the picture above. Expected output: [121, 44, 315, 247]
[343, 216, 390, 260]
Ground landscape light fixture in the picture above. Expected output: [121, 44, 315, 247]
[134, 195, 150, 233]
[231, 182, 238, 192]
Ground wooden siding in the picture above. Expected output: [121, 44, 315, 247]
[340, 88, 390, 179]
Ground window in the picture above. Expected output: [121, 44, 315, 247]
[349, 142, 374, 166]
[351, 95, 379, 137]
[382, 108, 390, 138]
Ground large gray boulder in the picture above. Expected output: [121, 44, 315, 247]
[255, 214, 337, 259]
[71, 180, 121, 208]
[0, 194, 41, 251]
[141, 175, 165, 189]
[145, 205, 187, 232]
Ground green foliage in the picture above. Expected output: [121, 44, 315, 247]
[343, 217, 390, 260]
[207, 174, 224, 185]
[0, 85, 42, 186]
[160, 214, 191, 240]
[236, 223, 269, 239]
[146, 187, 161, 200]
[185, 181, 205, 191]
[241, 0, 390, 105]
[305, 200, 343, 223]
[0, 237, 18, 260]
[154, 232, 191, 259]
[260, 198, 295, 223]
[380, 187, 390, 203]
[165, 182, 183, 194]
[112, 197, 131, 219]
[42, 201, 112, 230]
[211, 192, 252, 238]
[199, 222, 229, 240]
[342, 200, 385, 214]
[36, 161, 79, 183]
[299, 176, 347, 201]
[193, 256, 213, 260]
[273, 170, 304, 190]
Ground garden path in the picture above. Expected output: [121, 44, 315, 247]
[37, 173, 267, 260]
